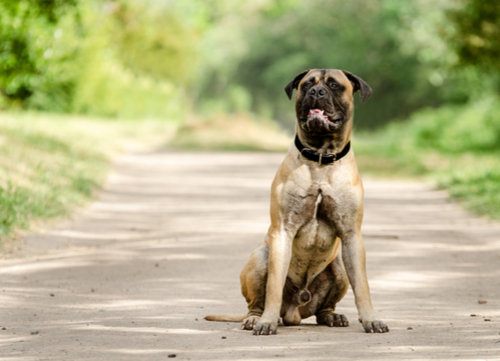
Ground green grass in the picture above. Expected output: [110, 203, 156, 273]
[436, 158, 500, 219]
[0, 111, 177, 241]
[356, 135, 500, 219]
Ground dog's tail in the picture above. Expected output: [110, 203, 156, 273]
[204, 315, 247, 322]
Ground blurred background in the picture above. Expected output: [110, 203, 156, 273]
[0, 0, 499, 239]
[2, 0, 499, 126]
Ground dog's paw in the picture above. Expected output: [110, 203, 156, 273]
[317, 313, 349, 327]
[241, 316, 260, 331]
[361, 320, 389, 333]
[252, 320, 278, 335]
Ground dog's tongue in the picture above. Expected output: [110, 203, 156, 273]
[308, 109, 327, 119]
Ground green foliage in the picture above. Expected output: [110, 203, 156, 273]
[1, 0, 498, 127]
[0, 0, 78, 108]
[68, 2, 187, 119]
[359, 95, 500, 159]
[408, 98, 500, 153]
[449, 0, 500, 74]
[112, 1, 198, 85]
[197, 0, 463, 129]
[0, 0, 199, 119]
[356, 96, 500, 219]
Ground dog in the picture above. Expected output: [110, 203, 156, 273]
[206, 69, 389, 335]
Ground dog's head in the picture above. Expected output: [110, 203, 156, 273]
[285, 69, 371, 135]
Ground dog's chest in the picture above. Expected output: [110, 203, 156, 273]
[284, 182, 343, 232]
[291, 187, 340, 250]
[283, 186, 339, 274]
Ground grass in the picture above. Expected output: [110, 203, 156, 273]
[435, 157, 500, 219]
[356, 133, 500, 219]
[0, 111, 177, 243]
[356, 142, 500, 220]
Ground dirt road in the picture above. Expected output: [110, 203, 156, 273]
[1, 151, 500, 360]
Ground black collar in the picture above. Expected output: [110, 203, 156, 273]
[294, 135, 351, 165]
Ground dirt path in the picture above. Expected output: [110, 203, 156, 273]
[1, 150, 500, 361]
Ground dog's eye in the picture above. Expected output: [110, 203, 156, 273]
[329, 82, 339, 89]
[302, 82, 311, 89]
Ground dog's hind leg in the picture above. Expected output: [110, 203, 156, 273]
[315, 253, 350, 327]
[240, 243, 269, 330]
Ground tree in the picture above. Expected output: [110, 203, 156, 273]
[0, 0, 78, 106]
[449, 0, 500, 73]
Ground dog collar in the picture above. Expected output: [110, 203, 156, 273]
[294, 135, 351, 165]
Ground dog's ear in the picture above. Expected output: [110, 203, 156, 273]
[342, 70, 372, 102]
[284, 70, 310, 100]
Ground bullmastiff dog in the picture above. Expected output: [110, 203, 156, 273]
[206, 69, 389, 335]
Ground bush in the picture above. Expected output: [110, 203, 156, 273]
[408, 97, 500, 153]
[0, 0, 79, 110]
[0, 1, 198, 120]
[356, 95, 500, 220]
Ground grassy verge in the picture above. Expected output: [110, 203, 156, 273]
[356, 135, 500, 219]
[0, 111, 177, 243]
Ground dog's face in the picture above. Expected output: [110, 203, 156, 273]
[285, 69, 372, 135]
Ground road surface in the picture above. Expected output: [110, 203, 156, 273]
[1, 150, 499, 360]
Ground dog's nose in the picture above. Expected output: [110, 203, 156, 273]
[308, 85, 327, 99]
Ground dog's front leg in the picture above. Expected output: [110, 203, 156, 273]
[253, 226, 292, 335]
[342, 231, 389, 333]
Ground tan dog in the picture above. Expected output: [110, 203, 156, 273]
[206, 69, 389, 335]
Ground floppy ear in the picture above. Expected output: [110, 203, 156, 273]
[342, 70, 372, 102]
[284, 70, 310, 100]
